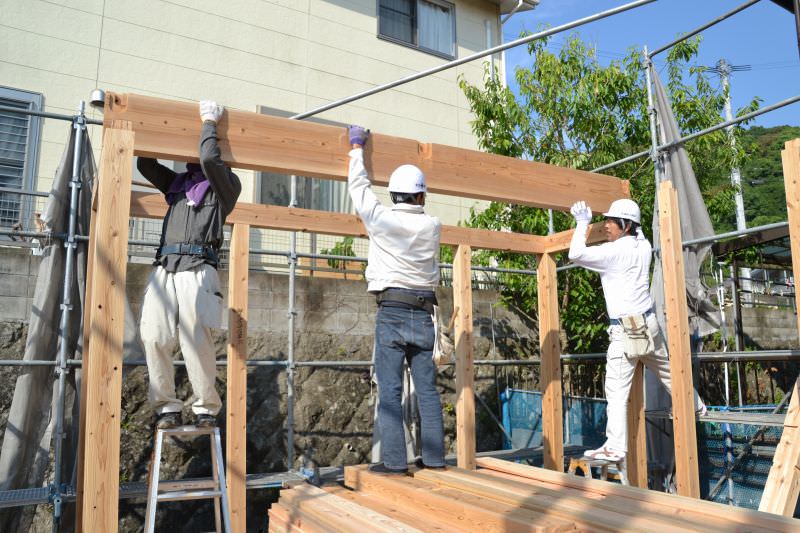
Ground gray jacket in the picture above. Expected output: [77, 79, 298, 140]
[137, 121, 242, 272]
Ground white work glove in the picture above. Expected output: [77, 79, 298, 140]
[570, 201, 592, 224]
[199, 100, 224, 123]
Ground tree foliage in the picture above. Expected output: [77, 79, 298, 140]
[458, 33, 760, 353]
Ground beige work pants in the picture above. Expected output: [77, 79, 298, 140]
[140, 264, 223, 416]
[604, 312, 705, 452]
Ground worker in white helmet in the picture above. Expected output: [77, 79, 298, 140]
[347, 125, 445, 474]
[569, 199, 706, 462]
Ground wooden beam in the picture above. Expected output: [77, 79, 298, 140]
[130, 191, 547, 254]
[226, 223, 249, 532]
[760, 139, 800, 516]
[626, 361, 648, 488]
[537, 253, 563, 471]
[657, 180, 700, 499]
[104, 92, 628, 212]
[453, 245, 476, 470]
[760, 377, 800, 516]
[476, 457, 799, 532]
[80, 121, 134, 532]
[545, 223, 607, 253]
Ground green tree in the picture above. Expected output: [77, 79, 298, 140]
[459, 33, 759, 353]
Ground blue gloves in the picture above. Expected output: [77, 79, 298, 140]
[570, 201, 592, 224]
[349, 125, 369, 146]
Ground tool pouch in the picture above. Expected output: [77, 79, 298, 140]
[620, 314, 654, 359]
[432, 306, 456, 367]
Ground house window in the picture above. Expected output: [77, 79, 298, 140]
[378, 0, 456, 59]
[0, 87, 43, 229]
[257, 106, 351, 214]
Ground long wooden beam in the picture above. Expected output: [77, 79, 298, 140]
[130, 191, 547, 254]
[657, 180, 700, 499]
[453, 245, 476, 470]
[226, 223, 249, 531]
[537, 253, 564, 471]
[104, 92, 628, 212]
[80, 121, 134, 532]
[760, 138, 800, 516]
[545, 223, 607, 253]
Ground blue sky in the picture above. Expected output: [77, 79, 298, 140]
[502, 0, 799, 128]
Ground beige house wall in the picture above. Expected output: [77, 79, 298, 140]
[1, 0, 501, 234]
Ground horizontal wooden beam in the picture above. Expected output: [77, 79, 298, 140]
[105, 92, 628, 212]
[545, 223, 607, 253]
[130, 191, 547, 254]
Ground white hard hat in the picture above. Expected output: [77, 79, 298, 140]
[388, 164, 426, 194]
[603, 199, 641, 224]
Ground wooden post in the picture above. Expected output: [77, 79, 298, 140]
[227, 223, 250, 531]
[537, 253, 563, 471]
[657, 180, 700, 498]
[760, 138, 800, 516]
[453, 244, 476, 469]
[626, 362, 647, 488]
[80, 121, 134, 531]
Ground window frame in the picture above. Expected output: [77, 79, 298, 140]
[0, 86, 43, 228]
[376, 0, 457, 60]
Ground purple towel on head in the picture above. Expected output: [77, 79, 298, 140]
[166, 163, 211, 206]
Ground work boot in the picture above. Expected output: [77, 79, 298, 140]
[156, 412, 181, 430]
[414, 458, 446, 470]
[195, 414, 216, 428]
[367, 463, 408, 475]
[583, 446, 625, 462]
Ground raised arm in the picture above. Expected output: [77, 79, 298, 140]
[346, 125, 387, 230]
[136, 157, 176, 195]
[198, 100, 242, 215]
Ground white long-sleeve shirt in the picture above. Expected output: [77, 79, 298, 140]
[347, 148, 441, 292]
[568, 222, 653, 319]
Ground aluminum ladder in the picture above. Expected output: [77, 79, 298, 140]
[144, 425, 231, 533]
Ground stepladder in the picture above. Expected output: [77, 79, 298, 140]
[145, 426, 232, 533]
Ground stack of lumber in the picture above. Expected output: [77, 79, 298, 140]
[268, 457, 800, 532]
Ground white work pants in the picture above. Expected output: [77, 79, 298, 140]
[604, 312, 705, 452]
[140, 264, 223, 416]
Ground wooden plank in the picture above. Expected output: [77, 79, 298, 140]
[343, 466, 576, 532]
[74, 180, 98, 533]
[129, 191, 547, 254]
[545, 223, 607, 253]
[657, 180, 700, 499]
[103, 92, 628, 211]
[324, 484, 459, 533]
[269, 501, 325, 533]
[761, 140, 800, 514]
[414, 467, 696, 532]
[760, 377, 800, 516]
[477, 457, 799, 532]
[626, 361, 647, 488]
[227, 223, 249, 532]
[453, 245, 476, 470]
[537, 253, 563, 471]
[80, 121, 134, 532]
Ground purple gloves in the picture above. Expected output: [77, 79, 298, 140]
[349, 125, 369, 146]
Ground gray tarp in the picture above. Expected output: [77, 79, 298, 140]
[0, 125, 95, 531]
[647, 67, 721, 488]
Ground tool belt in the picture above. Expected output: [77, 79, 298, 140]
[158, 242, 220, 264]
[376, 288, 437, 315]
[610, 311, 655, 359]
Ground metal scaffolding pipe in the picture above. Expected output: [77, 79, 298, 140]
[291, 0, 657, 120]
[0, 104, 102, 126]
[648, 0, 763, 58]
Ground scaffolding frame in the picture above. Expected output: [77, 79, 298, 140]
[0, 0, 798, 529]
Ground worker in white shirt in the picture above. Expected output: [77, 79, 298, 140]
[347, 125, 445, 474]
[569, 199, 706, 462]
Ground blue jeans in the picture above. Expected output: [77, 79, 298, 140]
[374, 304, 445, 470]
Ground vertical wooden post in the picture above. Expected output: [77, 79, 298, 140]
[760, 138, 800, 516]
[227, 223, 250, 531]
[75, 179, 98, 532]
[626, 362, 648, 488]
[537, 253, 563, 471]
[453, 244, 476, 469]
[80, 121, 134, 531]
[657, 180, 700, 498]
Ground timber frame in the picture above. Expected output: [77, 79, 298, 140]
[75, 92, 797, 531]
